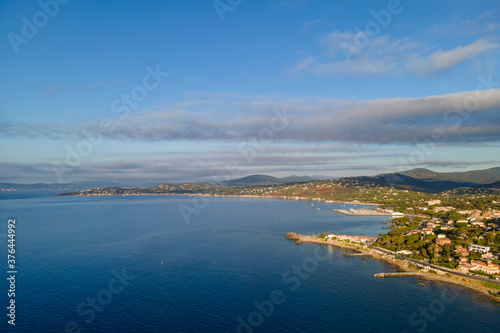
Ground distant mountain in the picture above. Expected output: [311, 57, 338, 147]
[219, 175, 316, 187]
[0, 181, 133, 191]
[477, 180, 500, 189]
[370, 173, 477, 193]
[398, 167, 500, 184]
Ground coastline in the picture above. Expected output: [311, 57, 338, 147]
[55, 192, 380, 207]
[287, 233, 500, 302]
[58, 191, 499, 300]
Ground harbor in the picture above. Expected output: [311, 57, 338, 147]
[332, 207, 404, 217]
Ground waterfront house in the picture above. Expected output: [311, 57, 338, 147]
[471, 260, 488, 271]
[470, 261, 500, 274]
[458, 264, 473, 273]
[484, 264, 500, 275]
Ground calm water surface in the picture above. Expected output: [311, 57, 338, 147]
[0, 193, 498, 332]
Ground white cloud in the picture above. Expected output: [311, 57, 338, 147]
[295, 32, 418, 75]
[407, 38, 500, 74]
[303, 19, 325, 30]
[429, 10, 500, 38]
[294, 56, 316, 71]
[295, 27, 499, 76]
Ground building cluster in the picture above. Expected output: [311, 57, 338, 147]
[400, 214, 500, 276]
[456, 244, 500, 274]
[418, 204, 500, 222]
[327, 234, 377, 244]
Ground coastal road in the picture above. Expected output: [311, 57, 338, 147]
[370, 246, 500, 286]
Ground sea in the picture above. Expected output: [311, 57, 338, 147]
[1, 191, 499, 332]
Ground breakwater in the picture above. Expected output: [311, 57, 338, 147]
[342, 253, 369, 257]
[374, 272, 423, 278]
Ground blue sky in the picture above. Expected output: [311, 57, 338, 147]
[1, 0, 500, 184]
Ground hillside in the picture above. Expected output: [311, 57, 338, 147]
[219, 174, 315, 187]
[371, 174, 478, 193]
[398, 167, 500, 184]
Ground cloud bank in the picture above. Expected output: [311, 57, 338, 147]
[2, 87, 500, 145]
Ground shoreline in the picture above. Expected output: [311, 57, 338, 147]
[287, 233, 500, 302]
[55, 192, 381, 207]
[56, 191, 500, 300]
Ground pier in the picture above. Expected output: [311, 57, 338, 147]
[342, 253, 369, 257]
[374, 272, 423, 278]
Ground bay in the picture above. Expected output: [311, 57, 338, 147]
[0, 194, 498, 332]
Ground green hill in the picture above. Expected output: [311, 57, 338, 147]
[220, 175, 315, 187]
[398, 167, 500, 184]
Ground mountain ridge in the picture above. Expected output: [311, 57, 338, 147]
[396, 166, 500, 184]
[219, 174, 317, 187]
[3, 166, 500, 193]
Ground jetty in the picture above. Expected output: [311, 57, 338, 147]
[374, 272, 423, 278]
[342, 253, 369, 257]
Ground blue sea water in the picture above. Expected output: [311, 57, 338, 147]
[0, 193, 499, 332]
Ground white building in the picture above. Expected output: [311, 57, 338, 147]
[468, 244, 490, 254]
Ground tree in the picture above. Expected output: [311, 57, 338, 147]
[468, 252, 481, 260]
[394, 236, 405, 250]
[427, 244, 439, 261]
[442, 245, 451, 259]
[404, 234, 420, 246]
[486, 231, 496, 244]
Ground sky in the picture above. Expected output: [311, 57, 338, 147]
[1, 0, 500, 184]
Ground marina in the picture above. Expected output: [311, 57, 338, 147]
[333, 207, 404, 217]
